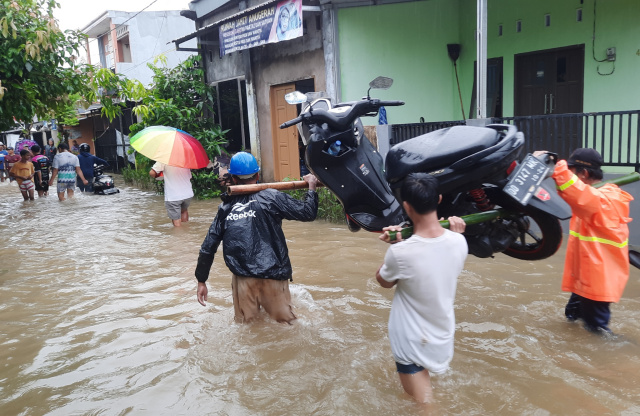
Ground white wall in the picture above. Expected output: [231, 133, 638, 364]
[114, 11, 197, 86]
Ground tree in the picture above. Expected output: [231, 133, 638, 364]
[130, 55, 229, 198]
[130, 55, 228, 160]
[90, 55, 229, 198]
[0, 0, 90, 131]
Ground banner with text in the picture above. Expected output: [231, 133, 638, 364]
[219, 0, 303, 56]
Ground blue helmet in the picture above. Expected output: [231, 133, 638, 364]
[228, 152, 260, 177]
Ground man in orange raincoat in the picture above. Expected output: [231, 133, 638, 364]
[536, 148, 633, 334]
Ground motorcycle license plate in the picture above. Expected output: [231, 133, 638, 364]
[102, 188, 119, 195]
[503, 154, 550, 205]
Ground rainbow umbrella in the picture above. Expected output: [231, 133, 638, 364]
[129, 126, 210, 169]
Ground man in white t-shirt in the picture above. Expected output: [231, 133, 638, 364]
[377, 173, 468, 403]
[149, 162, 194, 226]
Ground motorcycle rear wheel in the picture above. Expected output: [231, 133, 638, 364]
[502, 207, 563, 261]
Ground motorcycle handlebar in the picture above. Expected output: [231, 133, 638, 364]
[280, 116, 303, 129]
[377, 100, 405, 107]
[279, 98, 405, 130]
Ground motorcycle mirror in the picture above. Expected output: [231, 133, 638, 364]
[285, 91, 308, 105]
[369, 76, 394, 90]
[367, 76, 393, 99]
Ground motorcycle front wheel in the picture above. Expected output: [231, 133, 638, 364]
[502, 207, 563, 261]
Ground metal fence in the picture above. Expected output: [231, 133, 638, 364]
[390, 120, 466, 145]
[389, 110, 640, 171]
[493, 110, 640, 170]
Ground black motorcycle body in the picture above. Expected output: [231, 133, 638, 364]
[93, 164, 119, 195]
[280, 78, 571, 260]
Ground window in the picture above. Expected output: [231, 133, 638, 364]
[576, 8, 583, 22]
[498, 24, 503, 37]
[117, 35, 132, 63]
[213, 79, 251, 152]
[516, 20, 522, 33]
[469, 58, 504, 119]
[544, 14, 551, 27]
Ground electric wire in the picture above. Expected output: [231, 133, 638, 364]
[591, 0, 615, 76]
[591, 0, 608, 63]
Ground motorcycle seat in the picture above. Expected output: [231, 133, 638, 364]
[385, 126, 500, 182]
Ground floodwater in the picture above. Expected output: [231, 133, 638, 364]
[1, 177, 640, 416]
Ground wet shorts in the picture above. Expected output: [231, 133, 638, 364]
[396, 362, 425, 374]
[57, 182, 76, 193]
[165, 198, 192, 220]
[19, 180, 35, 192]
[231, 274, 296, 324]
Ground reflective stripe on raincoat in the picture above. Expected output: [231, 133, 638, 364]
[552, 160, 633, 302]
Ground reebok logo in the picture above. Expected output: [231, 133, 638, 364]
[226, 200, 257, 221]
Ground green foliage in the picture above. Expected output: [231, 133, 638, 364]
[191, 170, 223, 199]
[200, 125, 230, 161]
[86, 68, 146, 122]
[122, 165, 157, 190]
[121, 150, 153, 190]
[0, 0, 91, 130]
[128, 55, 222, 143]
[283, 181, 345, 223]
[55, 93, 83, 127]
[316, 187, 346, 223]
[102, 55, 227, 198]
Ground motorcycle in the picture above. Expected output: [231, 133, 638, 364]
[280, 76, 572, 260]
[93, 164, 119, 195]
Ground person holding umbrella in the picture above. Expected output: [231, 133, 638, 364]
[149, 162, 194, 227]
[130, 126, 209, 227]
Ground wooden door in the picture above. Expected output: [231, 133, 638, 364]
[515, 45, 584, 116]
[270, 83, 300, 181]
[552, 47, 584, 114]
[514, 45, 584, 154]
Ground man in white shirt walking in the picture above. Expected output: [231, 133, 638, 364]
[377, 173, 468, 403]
[149, 162, 194, 226]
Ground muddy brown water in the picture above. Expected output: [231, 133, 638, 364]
[1, 177, 640, 415]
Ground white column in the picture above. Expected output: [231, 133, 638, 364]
[476, 0, 487, 119]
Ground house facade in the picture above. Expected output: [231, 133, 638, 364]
[73, 10, 197, 167]
[337, 0, 639, 122]
[82, 10, 197, 86]
[176, 0, 332, 182]
[176, 0, 640, 182]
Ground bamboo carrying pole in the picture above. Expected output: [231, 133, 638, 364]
[227, 180, 324, 195]
[388, 171, 640, 242]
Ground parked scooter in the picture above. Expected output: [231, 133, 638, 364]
[93, 164, 119, 195]
[280, 76, 571, 260]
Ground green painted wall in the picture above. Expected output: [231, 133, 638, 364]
[337, 0, 463, 124]
[459, 0, 640, 116]
[337, 0, 640, 124]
